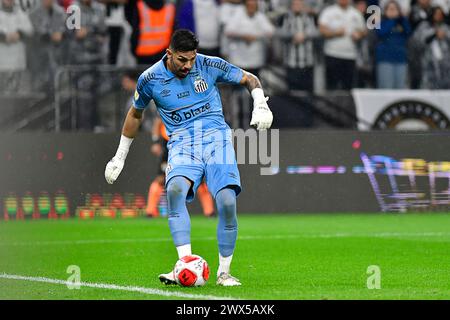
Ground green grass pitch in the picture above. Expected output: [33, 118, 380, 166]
[0, 213, 449, 300]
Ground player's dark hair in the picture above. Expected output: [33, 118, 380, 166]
[169, 29, 199, 52]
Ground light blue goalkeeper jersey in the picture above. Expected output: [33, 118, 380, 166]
[133, 54, 244, 146]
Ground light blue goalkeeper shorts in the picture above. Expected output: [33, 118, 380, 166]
[165, 138, 242, 202]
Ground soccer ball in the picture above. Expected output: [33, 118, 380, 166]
[174, 254, 210, 287]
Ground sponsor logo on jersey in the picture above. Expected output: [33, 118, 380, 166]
[171, 112, 182, 123]
[202, 57, 230, 73]
[169, 103, 212, 124]
[177, 91, 190, 99]
[194, 77, 208, 93]
[142, 72, 156, 83]
[134, 90, 139, 101]
[182, 103, 211, 120]
[160, 89, 171, 97]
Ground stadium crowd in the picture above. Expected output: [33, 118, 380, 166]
[1, 0, 450, 128]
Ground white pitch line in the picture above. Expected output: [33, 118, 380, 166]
[0, 232, 449, 247]
[0, 273, 237, 300]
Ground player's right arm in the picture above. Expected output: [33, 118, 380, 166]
[105, 72, 153, 184]
[104, 107, 144, 184]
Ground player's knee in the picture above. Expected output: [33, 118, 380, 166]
[166, 177, 189, 200]
[221, 197, 236, 213]
[217, 188, 236, 214]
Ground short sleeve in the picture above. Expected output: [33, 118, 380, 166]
[318, 7, 331, 26]
[206, 56, 244, 84]
[133, 73, 153, 110]
[357, 12, 366, 29]
[259, 14, 275, 35]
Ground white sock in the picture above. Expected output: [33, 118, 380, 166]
[217, 253, 233, 277]
[176, 244, 192, 259]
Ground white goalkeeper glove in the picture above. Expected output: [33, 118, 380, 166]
[250, 88, 273, 130]
[105, 135, 133, 184]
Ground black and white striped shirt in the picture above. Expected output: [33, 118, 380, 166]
[276, 12, 319, 69]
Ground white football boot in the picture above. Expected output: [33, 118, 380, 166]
[159, 271, 177, 285]
[216, 272, 241, 286]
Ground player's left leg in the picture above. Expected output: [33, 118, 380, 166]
[215, 187, 241, 286]
[204, 138, 242, 286]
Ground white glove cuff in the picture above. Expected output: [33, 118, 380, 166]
[251, 88, 265, 102]
[115, 135, 133, 160]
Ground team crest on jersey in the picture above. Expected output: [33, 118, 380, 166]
[193, 77, 208, 93]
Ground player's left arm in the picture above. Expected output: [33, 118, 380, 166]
[240, 71, 273, 130]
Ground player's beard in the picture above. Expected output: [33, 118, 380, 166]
[169, 58, 189, 78]
[178, 69, 190, 78]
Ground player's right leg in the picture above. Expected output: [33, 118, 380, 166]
[159, 141, 204, 285]
[159, 175, 194, 285]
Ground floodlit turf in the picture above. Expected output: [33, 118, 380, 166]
[0, 213, 449, 300]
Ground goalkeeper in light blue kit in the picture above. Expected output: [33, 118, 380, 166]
[105, 30, 273, 286]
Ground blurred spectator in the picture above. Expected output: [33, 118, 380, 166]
[29, 0, 66, 92]
[219, 0, 244, 59]
[224, 0, 275, 77]
[129, 0, 175, 66]
[408, 0, 433, 88]
[68, 0, 107, 65]
[174, 0, 221, 56]
[68, 0, 107, 130]
[121, 69, 140, 114]
[274, 0, 332, 17]
[121, 68, 153, 129]
[318, 0, 367, 90]
[224, 0, 274, 128]
[379, 0, 412, 16]
[410, 0, 433, 29]
[414, 6, 450, 88]
[355, 0, 376, 88]
[303, 0, 331, 17]
[58, 0, 74, 10]
[0, 0, 33, 93]
[276, 0, 319, 91]
[174, 0, 195, 32]
[375, 0, 411, 89]
[98, 0, 129, 65]
[432, 0, 450, 15]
